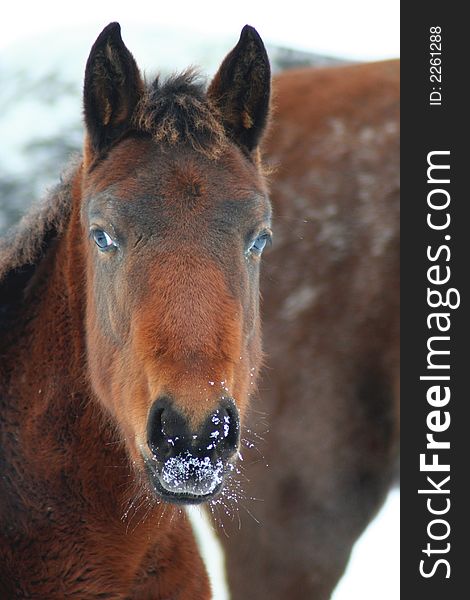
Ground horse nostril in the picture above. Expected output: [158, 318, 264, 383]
[206, 399, 240, 461]
[147, 396, 240, 464]
[147, 398, 185, 462]
[147, 406, 167, 459]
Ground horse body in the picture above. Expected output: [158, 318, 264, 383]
[0, 23, 271, 598]
[221, 60, 400, 599]
[1, 25, 399, 598]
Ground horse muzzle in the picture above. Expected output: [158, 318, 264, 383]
[144, 396, 240, 504]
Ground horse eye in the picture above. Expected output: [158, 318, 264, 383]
[248, 231, 272, 256]
[91, 228, 117, 251]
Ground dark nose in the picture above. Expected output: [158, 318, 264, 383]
[147, 396, 240, 464]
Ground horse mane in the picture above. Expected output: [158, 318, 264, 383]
[133, 69, 227, 159]
[0, 160, 77, 331]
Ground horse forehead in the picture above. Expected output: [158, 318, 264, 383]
[83, 141, 268, 232]
[146, 150, 264, 204]
[86, 138, 263, 201]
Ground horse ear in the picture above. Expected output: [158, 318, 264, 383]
[83, 22, 144, 158]
[207, 25, 271, 155]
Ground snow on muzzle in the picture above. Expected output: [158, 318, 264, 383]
[161, 452, 224, 495]
[145, 396, 240, 503]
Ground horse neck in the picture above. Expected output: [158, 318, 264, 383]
[0, 168, 187, 590]
[1, 166, 135, 518]
[10, 168, 88, 406]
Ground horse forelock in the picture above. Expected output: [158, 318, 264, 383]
[133, 69, 227, 160]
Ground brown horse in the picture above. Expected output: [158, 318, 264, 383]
[219, 60, 400, 599]
[0, 23, 272, 598]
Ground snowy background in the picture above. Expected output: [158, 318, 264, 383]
[0, 2, 399, 597]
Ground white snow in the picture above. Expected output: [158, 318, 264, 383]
[333, 488, 400, 600]
[161, 453, 224, 495]
[0, 1, 399, 61]
[189, 488, 400, 599]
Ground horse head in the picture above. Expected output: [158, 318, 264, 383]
[80, 23, 271, 504]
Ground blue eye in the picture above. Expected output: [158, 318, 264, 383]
[248, 231, 272, 256]
[91, 228, 117, 251]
